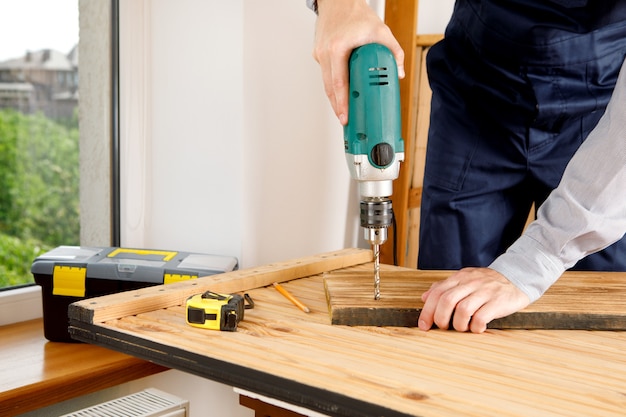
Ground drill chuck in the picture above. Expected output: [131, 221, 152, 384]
[360, 198, 393, 245]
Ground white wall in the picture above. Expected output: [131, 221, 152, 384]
[119, 0, 453, 270]
[418, 0, 454, 34]
[120, 0, 247, 260]
[240, 2, 355, 266]
[120, 0, 352, 269]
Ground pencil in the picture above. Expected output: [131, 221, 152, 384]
[272, 282, 310, 313]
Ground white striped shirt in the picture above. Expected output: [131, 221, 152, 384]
[490, 58, 626, 302]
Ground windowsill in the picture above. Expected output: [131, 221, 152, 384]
[0, 318, 168, 416]
[0, 285, 42, 327]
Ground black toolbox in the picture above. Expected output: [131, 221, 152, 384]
[31, 246, 238, 342]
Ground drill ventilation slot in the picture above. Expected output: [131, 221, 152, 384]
[368, 66, 389, 86]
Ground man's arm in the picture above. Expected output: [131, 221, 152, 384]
[490, 56, 626, 299]
[419, 57, 626, 332]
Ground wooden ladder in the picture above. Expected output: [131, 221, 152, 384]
[382, 0, 443, 267]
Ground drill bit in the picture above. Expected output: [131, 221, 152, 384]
[373, 243, 380, 300]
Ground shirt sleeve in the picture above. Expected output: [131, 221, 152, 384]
[306, 0, 318, 14]
[489, 57, 626, 302]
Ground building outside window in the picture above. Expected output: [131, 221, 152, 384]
[0, 0, 79, 290]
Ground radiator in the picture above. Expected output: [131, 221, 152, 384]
[61, 388, 188, 417]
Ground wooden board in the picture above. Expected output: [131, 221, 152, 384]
[67, 250, 626, 417]
[324, 270, 626, 330]
[69, 248, 372, 324]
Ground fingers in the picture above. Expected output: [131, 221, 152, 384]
[418, 278, 460, 331]
[328, 48, 350, 125]
[451, 288, 492, 333]
[418, 268, 531, 333]
[386, 36, 405, 79]
[312, 0, 404, 125]
[322, 36, 402, 125]
[331, 38, 402, 126]
[312, 32, 351, 125]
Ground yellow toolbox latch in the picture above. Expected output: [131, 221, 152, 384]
[52, 265, 87, 297]
[164, 273, 198, 284]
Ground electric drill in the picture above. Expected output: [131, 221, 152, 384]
[344, 43, 404, 300]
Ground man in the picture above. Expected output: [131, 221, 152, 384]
[308, 0, 626, 332]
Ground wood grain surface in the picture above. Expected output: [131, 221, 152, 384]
[69, 248, 372, 324]
[68, 250, 626, 417]
[0, 319, 166, 416]
[324, 270, 626, 329]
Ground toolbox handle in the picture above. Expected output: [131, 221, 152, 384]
[108, 248, 178, 262]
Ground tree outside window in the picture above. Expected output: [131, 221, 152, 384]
[0, 0, 79, 288]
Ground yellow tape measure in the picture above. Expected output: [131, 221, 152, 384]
[185, 291, 253, 331]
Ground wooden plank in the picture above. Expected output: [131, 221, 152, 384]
[407, 186, 422, 209]
[382, 0, 419, 267]
[416, 34, 444, 47]
[325, 270, 626, 330]
[410, 45, 433, 198]
[325, 270, 442, 326]
[406, 42, 434, 267]
[69, 271, 626, 417]
[70, 276, 415, 417]
[68, 248, 372, 325]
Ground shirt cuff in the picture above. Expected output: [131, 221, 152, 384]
[488, 234, 565, 302]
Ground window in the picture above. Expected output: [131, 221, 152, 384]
[0, 0, 79, 290]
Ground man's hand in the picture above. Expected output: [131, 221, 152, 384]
[418, 268, 531, 333]
[313, 0, 404, 125]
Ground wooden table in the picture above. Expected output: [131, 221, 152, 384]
[68, 249, 626, 417]
[0, 318, 167, 416]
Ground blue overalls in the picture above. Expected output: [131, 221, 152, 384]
[419, 0, 626, 270]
